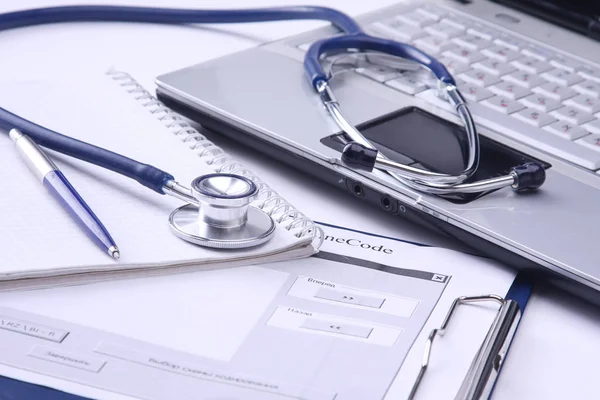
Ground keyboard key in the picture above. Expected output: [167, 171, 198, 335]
[356, 66, 400, 82]
[452, 34, 491, 51]
[550, 106, 595, 125]
[481, 45, 520, 62]
[472, 59, 516, 76]
[564, 95, 600, 114]
[424, 23, 463, 39]
[368, 21, 425, 42]
[459, 69, 501, 87]
[414, 36, 456, 54]
[456, 81, 494, 102]
[416, 5, 447, 20]
[519, 93, 561, 113]
[397, 11, 437, 28]
[386, 74, 428, 94]
[512, 109, 556, 127]
[582, 120, 600, 135]
[441, 14, 471, 30]
[532, 82, 577, 101]
[456, 79, 494, 103]
[556, 146, 600, 169]
[543, 121, 589, 140]
[503, 71, 544, 89]
[511, 56, 552, 74]
[577, 65, 600, 83]
[572, 81, 600, 98]
[490, 81, 531, 99]
[493, 34, 525, 51]
[442, 47, 486, 64]
[550, 57, 583, 73]
[521, 46, 555, 61]
[438, 56, 469, 75]
[575, 134, 600, 154]
[466, 23, 500, 40]
[541, 69, 583, 86]
[481, 96, 525, 114]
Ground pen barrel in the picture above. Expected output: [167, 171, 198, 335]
[43, 170, 117, 255]
[12, 130, 57, 181]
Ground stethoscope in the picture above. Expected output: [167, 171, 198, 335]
[0, 5, 546, 248]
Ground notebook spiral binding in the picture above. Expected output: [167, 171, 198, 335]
[107, 69, 323, 248]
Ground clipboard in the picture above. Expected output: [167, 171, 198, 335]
[408, 275, 532, 400]
[318, 222, 533, 400]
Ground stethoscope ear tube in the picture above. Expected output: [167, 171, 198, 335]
[341, 141, 546, 194]
[0, 4, 366, 196]
[304, 33, 455, 90]
[309, 34, 547, 196]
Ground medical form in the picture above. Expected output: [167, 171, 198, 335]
[0, 224, 516, 399]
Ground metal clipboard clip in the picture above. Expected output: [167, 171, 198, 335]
[408, 294, 521, 400]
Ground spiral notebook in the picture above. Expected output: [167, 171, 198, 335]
[0, 70, 321, 290]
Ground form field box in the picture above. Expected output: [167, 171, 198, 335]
[288, 276, 419, 318]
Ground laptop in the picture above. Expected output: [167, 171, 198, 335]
[155, 0, 600, 303]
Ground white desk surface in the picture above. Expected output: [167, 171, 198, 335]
[0, 0, 597, 398]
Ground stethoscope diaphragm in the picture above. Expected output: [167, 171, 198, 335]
[169, 174, 276, 249]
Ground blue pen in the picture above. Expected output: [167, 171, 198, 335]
[10, 129, 120, 259]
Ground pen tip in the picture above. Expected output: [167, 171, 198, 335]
[108, 246, 120, 260]
[9, 129, 23, 142]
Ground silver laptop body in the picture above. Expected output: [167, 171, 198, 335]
[156, 0, 600, 300]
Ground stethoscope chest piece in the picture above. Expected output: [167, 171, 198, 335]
[169, 174, 275, 249]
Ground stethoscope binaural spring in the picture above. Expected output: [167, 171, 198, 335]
[0, 5, 546, 248]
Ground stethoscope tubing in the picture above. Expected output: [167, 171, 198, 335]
[305, 34, 455, 89]
[0, 5, 362, 33]
[0, 5, 363, 194]
[0, 106, 175, 194]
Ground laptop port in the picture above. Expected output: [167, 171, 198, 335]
[380, 195, 392, 210]
[352, 182, 364, 197]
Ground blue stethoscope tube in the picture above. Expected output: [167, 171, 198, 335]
[0, 5, 452, 89]
[0, 108, 175, 193]
[0, 6, 359, 194]
[0, 5, 543, 196]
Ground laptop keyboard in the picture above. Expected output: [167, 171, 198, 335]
[296, 3, 600, 175]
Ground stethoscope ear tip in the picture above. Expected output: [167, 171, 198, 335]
[341, 142, 378, 172]
[511, 162, 546, 192]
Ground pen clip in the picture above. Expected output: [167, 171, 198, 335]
[408, 295, 521, 400]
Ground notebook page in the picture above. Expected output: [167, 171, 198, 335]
[0, 75, 308, 278]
